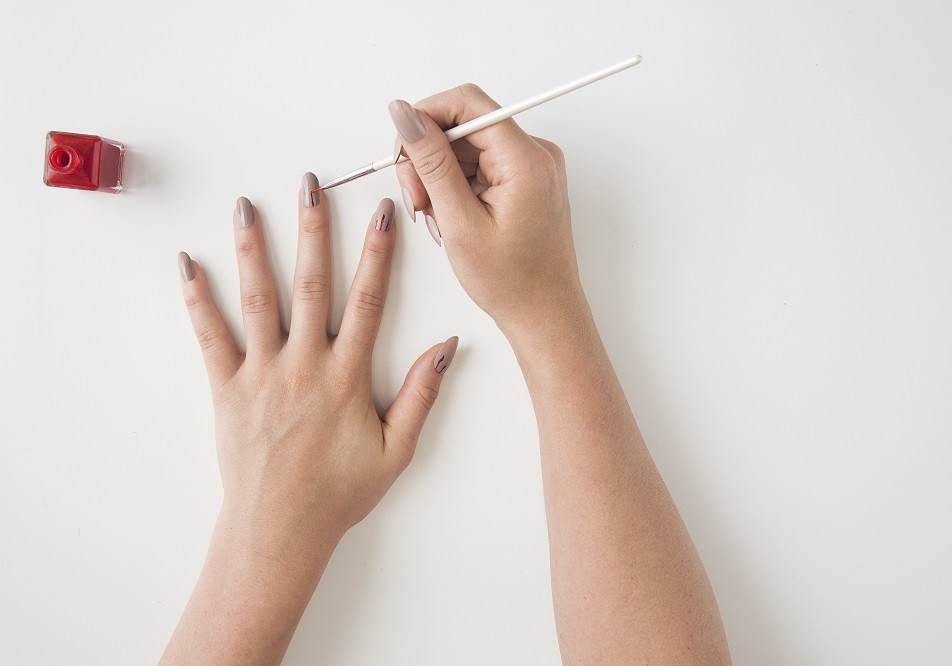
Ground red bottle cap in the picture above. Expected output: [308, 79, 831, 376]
[47, 144, 82, 175]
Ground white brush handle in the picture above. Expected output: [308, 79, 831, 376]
[370, 55, 642, 171]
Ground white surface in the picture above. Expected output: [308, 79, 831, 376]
[2, 1, 951, 663]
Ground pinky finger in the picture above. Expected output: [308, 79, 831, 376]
[178, 252, 242, 388]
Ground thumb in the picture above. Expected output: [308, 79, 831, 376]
[382, 336, 459, 470]
[388, 100, 486, 238]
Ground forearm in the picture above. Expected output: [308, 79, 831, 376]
[160, 502, 341, 665]
[505, 297, 730, 664]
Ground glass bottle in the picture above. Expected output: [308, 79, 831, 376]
[43, 131, 124, 193]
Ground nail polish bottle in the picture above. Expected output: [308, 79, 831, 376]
[43, 131, 124, 193]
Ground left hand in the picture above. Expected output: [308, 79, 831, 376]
[178, 180, 458, 556]
[163, 178, 459, 664]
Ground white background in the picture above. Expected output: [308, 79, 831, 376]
[2, 0, 950, 663]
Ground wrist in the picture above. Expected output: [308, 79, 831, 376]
[500, 288, 601, 374]
[166, 504, 341, 664]
[214, 497, 344, 571]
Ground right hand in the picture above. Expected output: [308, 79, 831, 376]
[389, 85, 587, 339]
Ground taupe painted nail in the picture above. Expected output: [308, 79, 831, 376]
[393, 136, 404, 163]
[178, 251, 195, 282]
[373, 198, 395, 232]
[236, 196, 255, 227]
[401, 187, 417, 223]
[425, 214, 442, 247]
[301, 172, 320, 207]
[388, 100, 426, 144]
[434, 336, 459, 374]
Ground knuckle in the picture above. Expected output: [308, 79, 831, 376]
[211, 378, 242, 408]
[458, 82, 484, 98]
[300, 214, 328, 237]
[295, 272, 330, 302]
[363, 236, 390, 261]
[236, 238, 259, 257]
[545, 140, 565, 165]
[393, 441, 416, 471]
[351, 287, 385, 318]
[287, 364, 315, 400]
[414, 148, 452, 182]
[330, 361, 360, 395]
[240, 289, 274, 315]
[183, 292, 204, 310]
[457, 82, 499, 111]
[195, 326, 226, 353]
[535, 144, 564, 183]
[414, 382, 440, 411]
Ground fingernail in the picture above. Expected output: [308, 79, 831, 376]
[301, 172, 320, 207]
[373, 198, 395, 232]
[178, 251, 195, 282]
[434, 336, 459, 374]
[236, 196, 255, 228]
[393, 136, 404, 163]
[388, 100, 426, 144]
[401, 187, 417, 223]
[425, 214, 442, 247]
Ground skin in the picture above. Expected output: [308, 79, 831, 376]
[162, 194, 454, 664]
[163, 85, 730, 664]
[393, 85, 732, 663]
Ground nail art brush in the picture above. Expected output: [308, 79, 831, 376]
[313, 54, 643, 193]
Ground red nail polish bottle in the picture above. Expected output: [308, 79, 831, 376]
[43, 131, 124, 193]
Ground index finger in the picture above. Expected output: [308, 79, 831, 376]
[394, 84, 536, 220]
